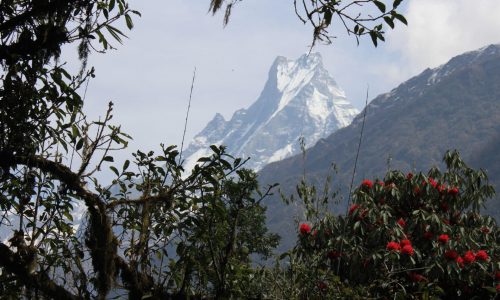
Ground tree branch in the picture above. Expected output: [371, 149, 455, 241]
[0, 243, 81, 300]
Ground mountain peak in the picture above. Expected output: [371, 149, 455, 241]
[297, 52, 322, 66]
[183, 53, 359, 171]
[274, 52, 327, 93]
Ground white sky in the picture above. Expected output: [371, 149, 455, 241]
[72, 0, 500, 176]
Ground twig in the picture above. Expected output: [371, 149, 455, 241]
[179, 67, 197, 164]
[337, 85, 369, 274]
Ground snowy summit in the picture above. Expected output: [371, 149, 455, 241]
[182, 53, 359, 171]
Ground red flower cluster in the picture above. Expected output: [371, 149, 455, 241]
[348, 204, 360, 215]
[440, 202, 449, 212]
[397, 218, 406, 227]
[448, 187, 459, 196]
[400, 239, 411, 247]
[444, 250, 458, 260]
[423, 231, 433, 240]
[361, 179, 373, 189]
[408, 272, 426, 282]
[413, 186, 421, 195]
[481, 227, 490, 234]
[429, 178, 438, 188]
[401, 244, 414, 256]
[438, 234, 449, 244]
[386, 240, 414, 256]
[463, 251, 475, 264]
[437, 184, 447, 194]
[407, 172, 413, 180]
[456, 256, 464, 268]
[299, 223, 311, 235]
[475, 250, 489, 261]
[327, 250, 341, 259]
[386, 241, 401, 251]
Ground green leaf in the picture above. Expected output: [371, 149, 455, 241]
[394, 13, 408, 25]
[106, 24, 125, 44]
[109, 0, 116, 11]
[393, 0, 403, 8]
[373, 1, 386, 13]
[75, 139, 84, 151]
[384, 16, 395, 29]
[110, 166, 119, 176]
[369, 31, 378, 47]
[210, 145, 220, 155]
[125, 14, 134, 30]
[123, 159, 130, 171]
[96, 30, 108, 49]
[103, 156, 114, 162]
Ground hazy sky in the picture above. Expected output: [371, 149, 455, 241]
[73, 0, 500, 170]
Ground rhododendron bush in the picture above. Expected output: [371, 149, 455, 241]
[288, 151, 499, 299]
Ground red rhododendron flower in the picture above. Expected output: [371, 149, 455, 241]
[423, 231, 433, 240]
[444, 250, 458, 260]
[456, 256, 464, 268]
[397, 218, 406, 227]
[475, 250, 489, 261]
[327, 250, 341, 259]
[429, 178, 438, 188]
[448, 187, 459, 196]
[407, 172, 413, 180]
[463, 251, 475, 264]
[318, 281, 327, 290]
[409, 272, 426, 282]
[401, 245, 414, 256]
[400, 239, 411, 247]
[358, 208, 369, 220]
[438, 234, 449, 244]
[299, 223, 311, 235]
[437, 184, 447, 193]
[361, 179, 373, 189]
[481, 227, 490, 234]
[413, 186, 421, 195]
[377, 180, 385, 187]
[349, 204, 360, 215]
[386, 241, 401, 251]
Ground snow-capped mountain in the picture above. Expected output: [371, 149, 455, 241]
[183, 53, 359, 171]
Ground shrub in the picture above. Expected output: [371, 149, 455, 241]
[291, 150, 499, 299]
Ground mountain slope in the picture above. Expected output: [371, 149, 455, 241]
[258, 44, 500, 249]
[183, 53, 359, 171]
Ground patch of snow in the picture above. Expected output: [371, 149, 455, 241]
[306, 89, 330, 122]
[267, 144, 294, 164]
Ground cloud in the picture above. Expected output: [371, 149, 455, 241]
[388, 0, 500, 75]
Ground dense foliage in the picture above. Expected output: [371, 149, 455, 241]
[287, 151, 499, 299]
[0, 1, 279, 298]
